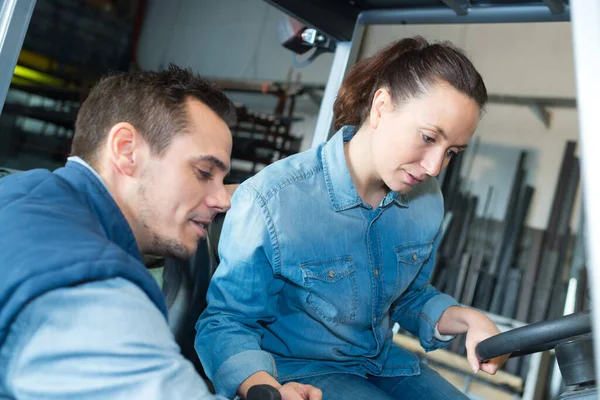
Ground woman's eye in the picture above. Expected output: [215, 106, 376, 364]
[445, 149, 458, 159]
[421, 133, 435, 144]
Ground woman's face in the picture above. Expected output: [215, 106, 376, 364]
[369, 82, 480, 194]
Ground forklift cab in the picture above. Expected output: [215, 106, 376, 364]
[2, 1, 600, 400]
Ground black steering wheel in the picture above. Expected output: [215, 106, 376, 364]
[476, 310, 592, 362]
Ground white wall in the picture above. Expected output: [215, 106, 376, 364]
[361, 23, 580, 230]
[137, 0, 333, 151]
[138, 4, 581, 229]
[137, 0, 333, 83]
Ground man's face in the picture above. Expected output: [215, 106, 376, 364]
[135, 98, 232, 260]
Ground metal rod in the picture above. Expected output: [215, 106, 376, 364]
[461, 187, 493, 307]
[570, 0, 600, 385]
[0, 0, 37, 115]
[515, 229, 545, 323]
[542, 0, 566, 14]
[356, 5, 570, 26]
[487, 94, 576, 108]
[441, 0, 470, 16]
[311, 24, 364, 147]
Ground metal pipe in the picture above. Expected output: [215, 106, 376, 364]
[311, 26, 364, 147]
[357, 5, 570, 26]
[570, 0, 600, 385]
[0, 0, 37, 115]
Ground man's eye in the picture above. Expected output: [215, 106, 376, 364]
[197, 169, 212, 180]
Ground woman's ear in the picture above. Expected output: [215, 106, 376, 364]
[368, 88, 392, 129]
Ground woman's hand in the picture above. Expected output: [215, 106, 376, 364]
[463, 311, 509, 374]
[240, 371, 322, 400]
[438, 306, 509, 374]
[279, 382, 323, 400]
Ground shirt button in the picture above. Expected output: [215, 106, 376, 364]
[374, 269, 379, 277]
[373, 317, 377, 323]
[412, 253, 418, 261]
[328, 270, 335, 278]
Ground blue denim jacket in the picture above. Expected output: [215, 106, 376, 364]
[196, 127, 459, 398]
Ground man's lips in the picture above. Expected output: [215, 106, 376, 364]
[190, 219, 212, 237]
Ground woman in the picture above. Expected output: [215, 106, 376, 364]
[196, 36, 508, 400]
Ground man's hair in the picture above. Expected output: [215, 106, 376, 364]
[71, 64, 237, 164]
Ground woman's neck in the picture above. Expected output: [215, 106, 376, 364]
[344, 126, 388, 208]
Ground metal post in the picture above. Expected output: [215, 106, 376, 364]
[570, 0, 600, 385]
[311, 25, 364, 147]
[521, 352, 543, 400]
[356, 5, 570, 25]
[0, 0, 36, 115]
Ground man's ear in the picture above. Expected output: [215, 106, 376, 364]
[368, 88, 392, 130]
[106, 122, 146, 177]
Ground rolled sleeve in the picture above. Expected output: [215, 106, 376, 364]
[213, 350, 276, 398]
[419, 293, 460, 351]
[391, 224, 460, 352]
[196, 184, 283, 398]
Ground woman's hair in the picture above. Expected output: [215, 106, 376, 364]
[333, 36, 487, 130]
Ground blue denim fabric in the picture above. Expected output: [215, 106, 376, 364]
[196, 126, 459, 398]
[288, 365, 469, 400]
[0, 278, 224, 400]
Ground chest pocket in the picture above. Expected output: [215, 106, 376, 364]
[301, 257, 357, 323]
[395, 242, 433, 296]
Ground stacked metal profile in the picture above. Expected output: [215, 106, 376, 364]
[227, 105, 303, 183]
[431, 140, 584, 380]
[0, 0, 134, 165]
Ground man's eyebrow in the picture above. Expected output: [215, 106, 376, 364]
[191, 155, 229, 172]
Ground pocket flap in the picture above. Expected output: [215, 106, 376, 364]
[301, 257, 355, 283]
[395, 242, 433, 265]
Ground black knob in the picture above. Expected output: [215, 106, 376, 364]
[247, 384, 282, 400]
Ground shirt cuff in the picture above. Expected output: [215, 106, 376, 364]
[419, 293, 460, 351]
[434, 323, 455, 341]
[213, 349, 276, 398]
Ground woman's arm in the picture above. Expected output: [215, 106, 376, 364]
[195, 185, 321, 400]
[390, 227, 460, 352]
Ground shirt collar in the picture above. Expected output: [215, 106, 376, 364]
[67, 156, 109, 191]
[321, 126, 408, 211]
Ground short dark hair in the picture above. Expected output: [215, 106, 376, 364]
[71, 64, 236, 164]
[334, 36, 487, 130]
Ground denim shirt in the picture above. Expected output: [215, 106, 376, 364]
[196, 126, 459, 398]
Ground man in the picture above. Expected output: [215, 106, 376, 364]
[0, 65, 234, 399]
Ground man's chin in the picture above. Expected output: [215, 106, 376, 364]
[145, 237, 196, 262]
[169, 245, 197, 261]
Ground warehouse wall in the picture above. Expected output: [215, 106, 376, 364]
[137, 0, 333, 83]
[137, 0, 333, 151]
[138, 2, 580, 230]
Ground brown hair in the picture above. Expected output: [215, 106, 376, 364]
[333, 36, 487, 130]
[71, 64, 236, 165]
